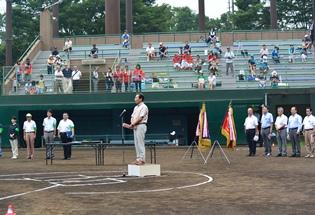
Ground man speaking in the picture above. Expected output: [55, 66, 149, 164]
[123, 93, 149, 165]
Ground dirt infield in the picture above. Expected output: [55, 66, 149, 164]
[0, 146, 314, 215]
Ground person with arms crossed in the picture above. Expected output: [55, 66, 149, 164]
[57, 113, 75, 160]
[123, 93, 149, 165]
[303, 107, 315, 158]
[287, 106, 302, 157]
[43, 109, 57, 159]
[260, 105, 273, 157]
[244, 107, 259, 156]
[23, 113, 37, 159]
[275, 107, 288, 157]
[9, 116, 19, 159]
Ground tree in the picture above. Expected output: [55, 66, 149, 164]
[169, 7, 198, 32]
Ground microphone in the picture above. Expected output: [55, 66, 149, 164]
[119, 109, 127, 117]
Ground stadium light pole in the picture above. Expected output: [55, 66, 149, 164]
[52, 0, 60, 37]
[270, 0, 278, 29]
[105, 0, 121, 34]
[126, 0, 133, 33]
[198, 0, 205, 31]
[5, 0, 13, 66]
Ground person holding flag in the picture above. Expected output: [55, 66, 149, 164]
[221, 105, 237, 148]
[196, 103, 211, 150]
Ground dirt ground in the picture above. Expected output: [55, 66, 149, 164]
[0, 145, 314, 215]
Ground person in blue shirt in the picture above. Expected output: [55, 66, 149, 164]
[121, 30, 130, 48]
[288, 45, 295, 63]
[261, 105, 274, 157]
[248, 55, 256, 75]
[271, 46, 280, 64]
[287, 106, 303, 157]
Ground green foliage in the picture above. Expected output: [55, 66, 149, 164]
[170, 7, 198, 32]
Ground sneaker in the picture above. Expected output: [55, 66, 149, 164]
[305, 154, 311, 158]
[11, 157, 17, 159]
[266, 153, 271, 157]
[310, 154, 314, 158]
[276, 154, 282, 157]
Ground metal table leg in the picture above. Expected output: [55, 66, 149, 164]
[154, 144, 157, 164]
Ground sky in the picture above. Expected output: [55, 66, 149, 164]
[0, 0, 229, 18]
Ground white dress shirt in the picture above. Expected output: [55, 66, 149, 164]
[72, 70, 82, 80]
[275, 114, 288, 130]
[23, 120, 37, 132]
[146, 46, 155, 54]
[287, 114, 303, 132]
[57, 119, 75, 133]
[55, 69, 64, 80]
[244, 115, 258, 130]
[224, 51, 235, 63]
[303, 115, 315, 130]
[43, 117, 57, 132]
[131, 102, 149, 124]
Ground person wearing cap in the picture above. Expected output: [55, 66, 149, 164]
[287, 106, 303, 157]
[224, 47, 235, 76]
[244, 107, 259, 156]
[145, 43, 155, 61]
[303, 107, 315, 158]
[43, 109, 57, 159]
[159, 43, 168, 60]
[123, 93, 149, 165]
[275, 107, 288, 157]
[261, 105, 273, 157]
[23, 113, 37, 159]
[57, 113, 75, 160]
[9, 116, 19, 159]
[270, 70, 280, 88]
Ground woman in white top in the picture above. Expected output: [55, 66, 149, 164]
[208, 72, 216, 90]
[23, 113, 37, 159]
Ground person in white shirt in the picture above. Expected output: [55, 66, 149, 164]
[275, 107, 288, 157]
[287, 106, 303, 157]
[54, 66, 64, 94]
[208, 72, 216, 90]
[260, 105, 274, 157]
[72, 66, 82, 93]
[64, 38, 73, 53]
[146, 43, 155, 61]
[224, 47, 235, 76]
[92, 66, 99, 92]
[303, 107, 315, 158]
[43, 109, 57, 159]
[23, 113, 37, 159]
[260, 44, 269, 58]
[57, 113, 75, 160]
[123, 93, 149, 165]
[244, 107, 259, 156]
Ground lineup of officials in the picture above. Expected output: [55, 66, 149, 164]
[244, 105, 315, 157]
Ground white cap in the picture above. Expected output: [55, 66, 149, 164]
[26, 113, 32, 117]
[271, 70, 277, 76]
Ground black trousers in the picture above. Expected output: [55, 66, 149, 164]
[134, 81, 141, 92]
[73, 80, 80, 92]
[246, 129, 256, 155]
[60, 132, 72, 159]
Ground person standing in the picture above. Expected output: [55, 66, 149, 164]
[244, 107, 259, 156]
[43, 110, 57, 159]
[54, 66, 64, 94]
[123, 65, 131, 92]
[123, 93, 149, 165]
[72, 66, 82, 93]
[104, 68, 114, 93]
[9, 117, 19, 159]
[303, 107, 315, 158]
[224, 47, 235, 76]
[261, 105, 274, 157]
[113, 65, 123, 93]
[275, 107, 288, 157]
[132, 64, 145, 92]
[23, 113, 37, 159]
[287, 106, 303, 157]
[92, 67, 99, 92]
[57, 113, 75, 160]
[62, 65, 73, 94]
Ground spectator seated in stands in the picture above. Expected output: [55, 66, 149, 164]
[89, 44, 99, 58]
[183, 41, 191, 54]
[24, 58, 32, 82]
[271, 46, 280, 64]
[197, 72, 205, 90]
[146, 43, 155, 61]
[25, 81, 37, 95]
[172, 54, 182, 70]
[198, 36, 205, 43]
[151, 73, 160, 89]
[51, 47, 59, 57]
[248, 55, 257, 76]
[241, 49, 249, 58]
[159, 43, 168, 60]
[259, 44, 269, 58]
[121, 30, 130, 48]
[54, 55, 64, 67]
[208, 71, 216, 90]
[193, 55, 204, 73]
[301, 48, 308, 62]
[63, 38, 73, 53]
[207, 51, 218, 69]
[180, 53, 193, 70]
[288, 44, 295, 63]
[36, 75, 45, 94]
[206, 28, 217, 45]
[304, 34, 312, 50]
[270, 70, 280, 88]
[259, 56, 269, 76]
[47, 55, 55, 75]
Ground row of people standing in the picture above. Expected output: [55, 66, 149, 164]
[244, 106, 315, 158]
[92, 64, 145, 93]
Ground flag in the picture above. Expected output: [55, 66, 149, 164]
[196, 103, 211, 150]
[221, 105, 237, 148]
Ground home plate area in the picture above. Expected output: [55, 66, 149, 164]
[0, 171, 213, 201]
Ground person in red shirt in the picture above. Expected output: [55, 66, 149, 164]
[24, 58, 32, 82]
[123, 65, 131, 92]
[172, 54, 182, 70]
[132, 64, 145, 92]
[181, 53, 193, 70]
[113, 65, 123, 93]
[208, 52, 218, 71]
